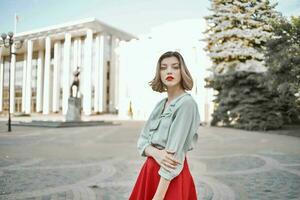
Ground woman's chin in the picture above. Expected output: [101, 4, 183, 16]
[166, 83, 180, 89]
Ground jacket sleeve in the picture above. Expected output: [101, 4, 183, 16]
[158, 99, 200, 180]
[137, 119, 152, 157]
[137, 102, 159, 157]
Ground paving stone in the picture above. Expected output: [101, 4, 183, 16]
[0, 122, 299, 199]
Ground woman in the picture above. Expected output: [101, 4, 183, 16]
[129, 51, 200, 200]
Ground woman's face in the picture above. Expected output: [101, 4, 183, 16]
[160, 56, 182, 90]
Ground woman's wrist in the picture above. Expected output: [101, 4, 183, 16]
[153, 177, 170, 200]
[153, 190, 165, 200]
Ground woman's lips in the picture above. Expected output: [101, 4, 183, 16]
[166, 76, 174, 81]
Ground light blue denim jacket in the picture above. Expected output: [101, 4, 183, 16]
[137, 92, 200, 181]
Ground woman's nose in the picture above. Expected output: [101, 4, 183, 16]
[166, 66, 173, 73]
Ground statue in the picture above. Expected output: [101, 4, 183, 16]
[66, 66, 81, 121]
[70, 66, 80, 98]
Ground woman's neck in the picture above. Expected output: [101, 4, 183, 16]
[166, 86, 185, 102]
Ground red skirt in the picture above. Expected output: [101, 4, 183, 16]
[129, 156, 197, 200]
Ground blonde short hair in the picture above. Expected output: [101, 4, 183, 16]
[149, 51, 194, 93]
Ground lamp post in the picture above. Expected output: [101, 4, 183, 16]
[0, 32, 22, 132]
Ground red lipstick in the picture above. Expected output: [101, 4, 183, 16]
[166, 76, 174, 81]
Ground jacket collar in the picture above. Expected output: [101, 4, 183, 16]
[159, 92, 190, 116]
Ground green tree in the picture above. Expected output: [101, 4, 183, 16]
[265, 16, 300, 124]
[204, 0, 283, 130]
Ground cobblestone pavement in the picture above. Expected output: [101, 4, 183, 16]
[0, 120, 300, 200]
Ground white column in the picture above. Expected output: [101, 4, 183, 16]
[78, 39, 82, 67]
[36, 50, 44, 112]
[109, 36, 119, 113]
[94, 34, 100, 113]
[25, 40, 33, 114]
[43, 37, 51, 114]
[21, 53, 27, 112]
[0, 48, 3, 112]
[114, 37, 120, 113]
[62, 33, 71, 115]
[73, 39, 78, 70]
[77, 39, 83, 93]
[98, 34, 106, 112]
[53, 41, 61, 112]
[83, 29, 93, 115]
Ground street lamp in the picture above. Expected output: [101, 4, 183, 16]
[0, 32, 23, 132]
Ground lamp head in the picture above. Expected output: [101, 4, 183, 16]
[1, 33, 7, 41]
[8, 32, 14, 38]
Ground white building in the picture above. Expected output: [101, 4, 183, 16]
[0, 18, 135, 116]
[117, 19, 214, 124]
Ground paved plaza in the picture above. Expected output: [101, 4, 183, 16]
[0, 118, 300, 200]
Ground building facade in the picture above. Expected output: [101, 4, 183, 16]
[0, 18, 135, 116]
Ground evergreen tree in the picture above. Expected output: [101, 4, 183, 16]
[204, 0, 283, 130]
[265, 16, 300, 124]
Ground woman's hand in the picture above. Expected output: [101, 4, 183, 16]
[153, 149, 181, 172]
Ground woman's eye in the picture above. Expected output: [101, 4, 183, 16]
[160, 67, 167, 70]
[173, 66, 180, 69]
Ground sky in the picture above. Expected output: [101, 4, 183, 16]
[0, 0, 299, 36]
